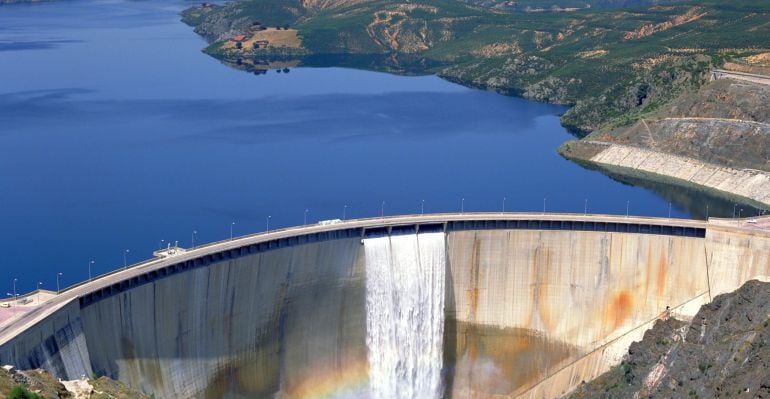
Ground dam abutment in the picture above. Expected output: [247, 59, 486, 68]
[1, 214, 768, 398]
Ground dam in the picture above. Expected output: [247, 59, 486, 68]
[1, 213, 769, 398]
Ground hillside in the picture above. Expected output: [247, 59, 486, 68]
[0, 366, 148, 399]
[182, 0, 770, 134]
[569, 280, 770, 398]
[561, 74, 770, 172]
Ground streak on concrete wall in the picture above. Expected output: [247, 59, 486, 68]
[589, 144, 770, 207]
[80, 238, 366, 398]
[444, 229, 708, 397]
[706, 225, 770, 298]
[0, 299, 92, 380]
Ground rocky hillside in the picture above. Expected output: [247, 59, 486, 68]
[0, 366, 148, 399]
[569, 279, 770, 398]
[182, 0, 770, 135]
[561, 54, 770, 173]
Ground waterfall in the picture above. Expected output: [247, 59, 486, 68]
[364, 232, 446, 399]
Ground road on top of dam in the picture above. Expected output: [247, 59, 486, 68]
[0, 211, 759, 347]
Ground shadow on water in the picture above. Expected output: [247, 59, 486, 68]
[221, 52, 451, 78]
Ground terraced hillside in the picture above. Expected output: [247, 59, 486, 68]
[562, 77, 770, 171]
[182, 0, 770, 134]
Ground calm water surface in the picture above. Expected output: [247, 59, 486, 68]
[0, 0, 742, 291]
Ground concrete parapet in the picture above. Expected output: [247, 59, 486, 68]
[711, 69, 770, 86]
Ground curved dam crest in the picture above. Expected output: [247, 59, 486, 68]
[1, 213, 769, 398]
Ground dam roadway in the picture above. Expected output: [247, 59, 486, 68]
[1, 212, 769, 398]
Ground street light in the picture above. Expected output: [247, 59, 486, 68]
[159, 239, 165, 251]
[88, 260, 94, 282]
[381, 201, 386, 217]
[343, 205, 348, 221]
[733, 204, 737, 218]
[266, 215, 272, 234]
[37, 282, 42, 305]
[230, 222, 235, 241]
[461, 198, 465, 214]
[503, 196, 507, 214]
[13, 278, 17, 301]
[304, 209, 309, 225]
[421, 199, 425, 215]
[123, 249, 130, 270]
[584, 198, 588, 215]
[668, 202, 672, 219]
[56, 273, 62, 294]
[739, 208, 744, 218]
[706, 204, 709, 220]
[192, 230, 197, 249]
[626, 200, 630, 217]
[543, 197, 547, 214]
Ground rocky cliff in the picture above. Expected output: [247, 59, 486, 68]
[570, 279, 770, 398]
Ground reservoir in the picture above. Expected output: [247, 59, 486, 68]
[0, 0, 746, 290]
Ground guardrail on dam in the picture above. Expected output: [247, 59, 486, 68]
[0, 213, 768, 398]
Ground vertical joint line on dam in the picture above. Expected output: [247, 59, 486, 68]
[705, 247, 713, 302]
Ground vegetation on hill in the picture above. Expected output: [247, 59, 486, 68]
[559, 51, 770, 178]
[0, 366, 148, 399]
[182, 0, 770, 135]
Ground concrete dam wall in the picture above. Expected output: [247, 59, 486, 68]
[1, 214, 769, 398]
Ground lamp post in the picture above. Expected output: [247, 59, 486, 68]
[230, 222, 235, 241]
[706, 204, 709, 220]
[159, 239, 165, 251]
[192, 230, 197, 249]
[733, 204, 737, 218]
[584, 198, 588, 215]
[626, 200, 630, 217]
[461, 198, 465, 214]
[543, 197, 547, 214]
[343, 205, 348, 221]
[56, 273, 62, 294]
[266, 215, 272, 234]
[88, 260, 94, 282]
[37, 282, 42, 305]
[304, 209, 309, 225]
[668, 202, 672, 219]
[421, 199, 425, 215]
[739, 208, 743, 219]
[123, 249, 130, 269]
[13, 278, 17, 301]
[503, 196, 506, 214]
[381, 201, 385, 217]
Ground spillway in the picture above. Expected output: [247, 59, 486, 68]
[364, 232, 445, 399]
[1, 214, 769, 398]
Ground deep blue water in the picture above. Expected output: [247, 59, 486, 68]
[0, 0, 741, 293]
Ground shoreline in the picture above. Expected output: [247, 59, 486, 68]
[560, 140, 770, 211]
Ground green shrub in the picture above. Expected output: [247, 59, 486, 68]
[8, 385, 42, 399]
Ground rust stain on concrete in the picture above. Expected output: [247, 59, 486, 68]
[607, 291, 634, 329]
[447, 321, 579, 397]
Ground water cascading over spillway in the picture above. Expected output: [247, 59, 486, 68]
[363, 232, 446, 399]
